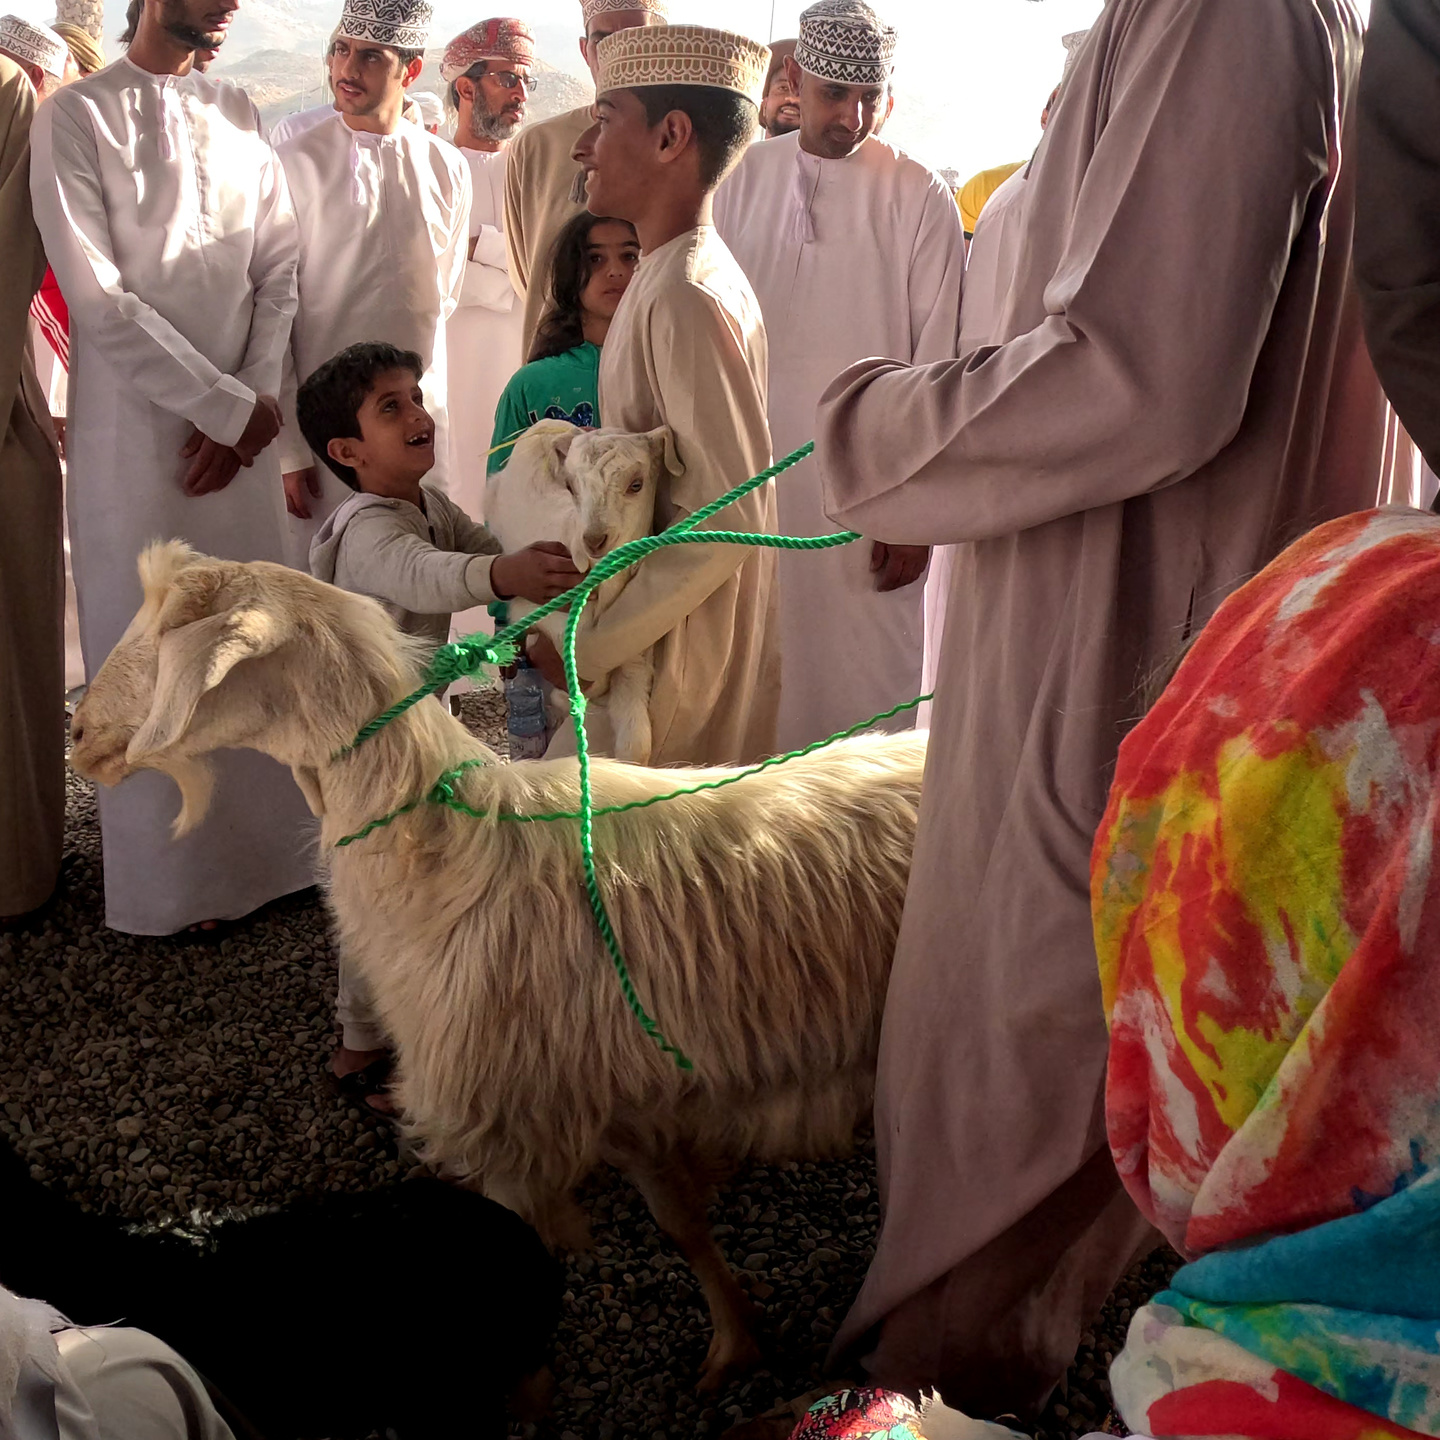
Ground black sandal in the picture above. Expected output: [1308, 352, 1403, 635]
[327, 1054, 395, 1116]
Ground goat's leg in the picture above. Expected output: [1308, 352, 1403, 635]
[632, 1162, 761, 1393]
[608, 656, 653, 765]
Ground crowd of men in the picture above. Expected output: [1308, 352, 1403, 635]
[5, 0, 1440, 1429]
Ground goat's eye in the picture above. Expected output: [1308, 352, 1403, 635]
[627, 479, 644, 494]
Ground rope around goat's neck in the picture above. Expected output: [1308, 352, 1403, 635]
[336, 439, 932, 1069]
[339, 442, 818, 755]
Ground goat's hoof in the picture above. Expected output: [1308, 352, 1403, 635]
[697, 1329, 763, 1395]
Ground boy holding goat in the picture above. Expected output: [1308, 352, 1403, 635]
[297, 340, 582, 1107]
[300, 341, 582, 653]
[528, 25, 782, 767]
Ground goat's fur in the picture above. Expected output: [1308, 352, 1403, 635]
[71, 542, 927, 1388]
[487, 420, 668, 763]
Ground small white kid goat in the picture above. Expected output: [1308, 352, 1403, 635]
[71, 543, 927, 1391]
[486, 420, 667, 763]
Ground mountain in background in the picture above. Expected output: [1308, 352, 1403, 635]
[95, 0, 966, 169]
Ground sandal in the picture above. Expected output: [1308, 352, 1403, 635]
[327, 1054, 396, 1117]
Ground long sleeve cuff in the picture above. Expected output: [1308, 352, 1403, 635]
[278, 397, 313, 471]
[186, 374, 257, 448]
[463, 554, 498, 604]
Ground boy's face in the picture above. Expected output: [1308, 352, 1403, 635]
[581, 89, 664, 222]
[328, 368, 434, 487]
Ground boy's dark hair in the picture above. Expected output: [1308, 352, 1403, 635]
[120, 0, 140, 45]
[634, 85, 757, 190]
[395, 46, 424, 65]
[529, 212, 638, 364]
[296, 341, 425, 489]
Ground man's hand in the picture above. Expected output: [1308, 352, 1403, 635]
[50, 414, 66, 459]
[283, 466, 323, 519]
[526, 631, 570, 690]
[234, 394, 283, 465]
[491, 541, 585, 603]
[179, 429, 243, 495]
[871, 541, 931, 593]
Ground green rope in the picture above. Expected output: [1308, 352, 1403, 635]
[341, 442, 823, 754]
[336, 692, 933, 844]
[335, 438, 926, 1067]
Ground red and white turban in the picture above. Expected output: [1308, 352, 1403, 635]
[440, 17, 535, 82]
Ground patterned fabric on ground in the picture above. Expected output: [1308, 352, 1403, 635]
[791, 1388, 922, 1439]
[1092, 507, 1440, 1438]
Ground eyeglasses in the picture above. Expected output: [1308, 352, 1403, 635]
[482, 69, 538, 92]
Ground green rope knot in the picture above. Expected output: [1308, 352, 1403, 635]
[427, 774, 459, 806]
[428, 633, 519, 690]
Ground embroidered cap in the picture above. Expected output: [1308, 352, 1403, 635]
[581, 0, 668, 28]
[336, 0, 433, 52]
[0, 13, 68, 78]
[794, 0, 896, 87]
[595, 23, 769, 106]
[1060, 28, 1089, 82]
[440, 17, 534, 81]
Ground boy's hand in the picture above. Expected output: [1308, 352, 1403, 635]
[871, 541, 930, 592]
[283, 466, 323, 519]
[491, 542, 585, 603]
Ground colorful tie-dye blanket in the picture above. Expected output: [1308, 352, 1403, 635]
[1091, 509, 1440, 1438]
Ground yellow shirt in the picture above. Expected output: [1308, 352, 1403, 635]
[956, 160, 1025, 235]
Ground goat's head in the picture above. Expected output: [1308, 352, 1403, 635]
[524, 421, 670, 569]
[71, 541, 420, 834]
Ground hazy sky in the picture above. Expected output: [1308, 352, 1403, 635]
[20, 0, 1372, 180]
[471, 0, 1111, 176]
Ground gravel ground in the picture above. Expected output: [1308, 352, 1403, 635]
[0, 686, 1176, 1439]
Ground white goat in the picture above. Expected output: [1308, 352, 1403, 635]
[486, 420, 667, 764]
[71, 543, 927, 1391]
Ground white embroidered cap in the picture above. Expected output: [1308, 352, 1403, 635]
[336, 0, 433, 52]
[794, 0, 896, 87]
[1060, 28, 1089, 83]
[581, 0, 669, 28]
[0, 13, 68, 78]
[596, 23, 769, 106]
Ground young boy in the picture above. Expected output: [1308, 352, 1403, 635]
[532, 24, 780, 767]
[299, 340, 581, 1113]
[300, 341, 581, 649]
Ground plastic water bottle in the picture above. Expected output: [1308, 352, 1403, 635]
[505, 659, 549, 761]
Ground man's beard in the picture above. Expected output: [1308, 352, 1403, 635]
[470, 104, 521, 143]
[766, 115, 800, 138]
[160, 1, 224, 49]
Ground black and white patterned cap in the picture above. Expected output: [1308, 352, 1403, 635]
[794, 0, 896, 87]
[337, 0, 433, 51]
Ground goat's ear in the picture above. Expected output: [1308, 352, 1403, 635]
[291, 764, 326, 817]
[128, 603, 293, 764]
[644, 425, 678, 479]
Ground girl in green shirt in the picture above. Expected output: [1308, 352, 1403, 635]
[488, 212, 641, 473]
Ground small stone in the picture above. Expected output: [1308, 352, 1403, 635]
[116, 1116, 143, 1140]
[615, 1314, 633, 1334]
[743, 1253, 769, 1271]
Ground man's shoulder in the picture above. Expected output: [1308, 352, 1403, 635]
[512, 104, 591, 157]
[731, 129, 798, 182]
[414, 125, 472, 186]
[654, 230, 760, 331]
[857, 135, 951, 194]
[276, 109, 340, 158]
